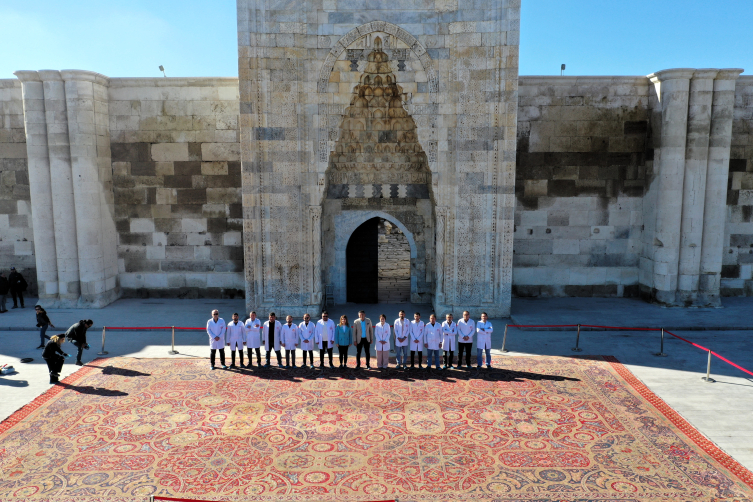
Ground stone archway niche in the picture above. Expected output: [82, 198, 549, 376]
[329, 210, 419, 305]
[321, 34, 435, 305]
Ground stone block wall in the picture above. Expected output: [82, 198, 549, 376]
[108, 78, 245, 298]
[378, 219, 410, 303]
[512, 76, 651, 297]
[723, 76, 753, 295]
[0, 79, 35, 292]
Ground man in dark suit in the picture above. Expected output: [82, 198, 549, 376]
[8, 267, 26, 309]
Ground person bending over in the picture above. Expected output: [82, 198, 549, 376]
[65, 319, 93, 366]
[43, 334, 69, 384]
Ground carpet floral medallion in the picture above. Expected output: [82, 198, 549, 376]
[0, 356, 751, 502]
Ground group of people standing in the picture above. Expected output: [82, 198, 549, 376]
[206, 309, 494, 371]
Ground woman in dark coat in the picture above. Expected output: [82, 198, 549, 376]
[43, 334, 69, 384]
[35, 305, 55, 349]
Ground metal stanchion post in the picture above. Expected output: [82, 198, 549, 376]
[168, 326, 179, 355]
[97, 326, 109, 355]
[571, 324, 582, 352]
[501, 324, 509, 353]
[655, 328, 667, 357]
[702, 349, 715, 382]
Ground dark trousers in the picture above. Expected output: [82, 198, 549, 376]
[444, 350, 454, 367]
[410, 350, 423, 367]
[302, 350, 314, 366]
[285, 349, 296, 366]
[247, 347, 261, 365]
[457, 343, 472, 367]
[11, 289, 23, 307]
[319, 341, 333, 366]
[338, 345, 349, 366]
[45, 357, 63, 381]
[210, 348, 226, 367]
[266, 348, 282, 365]
[230, 349, 244, 366]
[356, 338, 371, 367]
[39, 325, 50, 346]
[74, 341, 85, 363]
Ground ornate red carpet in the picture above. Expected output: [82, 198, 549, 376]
[0, 356, 751, 501]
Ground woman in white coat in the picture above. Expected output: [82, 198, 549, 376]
[476, 312, 493, 368]
[262, 312, 283, 368]
[373, 314, 391, 369]
[207, 310, 227, 370]
[299, 313, 317, 369]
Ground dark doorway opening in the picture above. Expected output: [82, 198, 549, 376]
[346, 218, 379, 303]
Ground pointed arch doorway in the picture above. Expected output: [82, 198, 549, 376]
[346, 218, 379, 303]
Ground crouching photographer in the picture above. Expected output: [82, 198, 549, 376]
[65, 319, 93, 366]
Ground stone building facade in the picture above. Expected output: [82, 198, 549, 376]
[1, 1, 750, 314]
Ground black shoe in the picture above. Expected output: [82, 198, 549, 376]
[75, 361, 83, 366]
[366, 365, 371, 369]
[12, 305, 17, 309]
[36, 345, 45, 349]
[20, 305, 24, 308]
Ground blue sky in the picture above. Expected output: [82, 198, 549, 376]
[0, 0, 749, 79]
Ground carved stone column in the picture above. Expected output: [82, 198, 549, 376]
[14, 71, 59, 303]
[646, 69, 694, 305]
[435, 206, 446, 305]
[39, 70, 81, 305]
[699, 69, 744, 305]
[310, 206, 322, 305]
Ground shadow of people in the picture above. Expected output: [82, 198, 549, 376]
[0, 378, 29, 387]
[100, 366, 151, 377]
[53, 382, 128, 396]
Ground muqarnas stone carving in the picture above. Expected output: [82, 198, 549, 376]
[328, 37, 431, 201]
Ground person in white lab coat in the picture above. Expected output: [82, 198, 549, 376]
[441, 313, 457, 369]
[476, 312, 493, 368]
[244, 311, 262, 367]
[424, 314, 443, 369]
[409, 312, 425, 369]
[207, 310, 227, 370]
[281, 315, 299, 368]
[393, 310, 410, 370]
[373, 314, 391, 369]
[226, 312, 246, 368]
[262, 312, 283, 368]
[316, 311, 336, 368]
[299, 313, 316, 369]
[456, 311, 475, 369]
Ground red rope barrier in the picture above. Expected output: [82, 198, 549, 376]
[505, 324, 753, 380]
[506, 324, 579, 328]
[580, 325, 661, 331]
